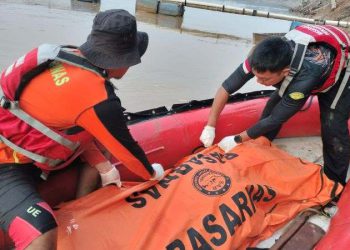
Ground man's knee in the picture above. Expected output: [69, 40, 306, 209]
[25, 228, 57, 250]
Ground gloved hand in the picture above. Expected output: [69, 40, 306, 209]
[100, 167, 122, 187]
[200, 125, 216, 147]
[150, 163, 165, 180]
[218, 135, 238, 153]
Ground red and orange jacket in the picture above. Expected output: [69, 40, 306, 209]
[0, 44, 154, 179]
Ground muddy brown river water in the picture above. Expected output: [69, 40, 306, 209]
[0, 0, 297, 111]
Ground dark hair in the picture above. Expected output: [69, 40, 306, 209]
[250, 36, 292, 73]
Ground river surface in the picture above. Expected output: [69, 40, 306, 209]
[0, 0, 296, 111]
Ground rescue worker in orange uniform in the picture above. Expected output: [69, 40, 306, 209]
[0, 9, 164, 250]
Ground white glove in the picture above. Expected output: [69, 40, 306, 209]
[100, 167, 122, 187]
[150, 163, 165, 180]
[218, 136, 238, 153]
[200, 125, 216, 147]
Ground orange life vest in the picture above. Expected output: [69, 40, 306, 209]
[0, 44, 106, 170]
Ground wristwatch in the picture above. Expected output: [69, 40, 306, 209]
[234, 134, 243, 144]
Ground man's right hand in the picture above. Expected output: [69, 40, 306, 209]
[100, 166, 122, 187]
[200, 125, 216, 147]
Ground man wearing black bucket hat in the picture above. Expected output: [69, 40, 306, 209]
[80, 9, 149, 70]
[0, 9, 164, 249]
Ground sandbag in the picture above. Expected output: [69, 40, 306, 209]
[55, 137, 341, 250]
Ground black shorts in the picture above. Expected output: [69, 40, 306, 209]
[0, 164, 57, 249]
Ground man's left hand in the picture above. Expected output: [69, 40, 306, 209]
[218, 135, 238, 153]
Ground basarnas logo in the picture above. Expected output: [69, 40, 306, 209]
[193, 169, 231, 196]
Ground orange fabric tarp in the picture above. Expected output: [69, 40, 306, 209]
[56, 137, 342, 250]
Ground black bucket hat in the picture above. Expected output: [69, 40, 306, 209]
[80, 9, 149, 69]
